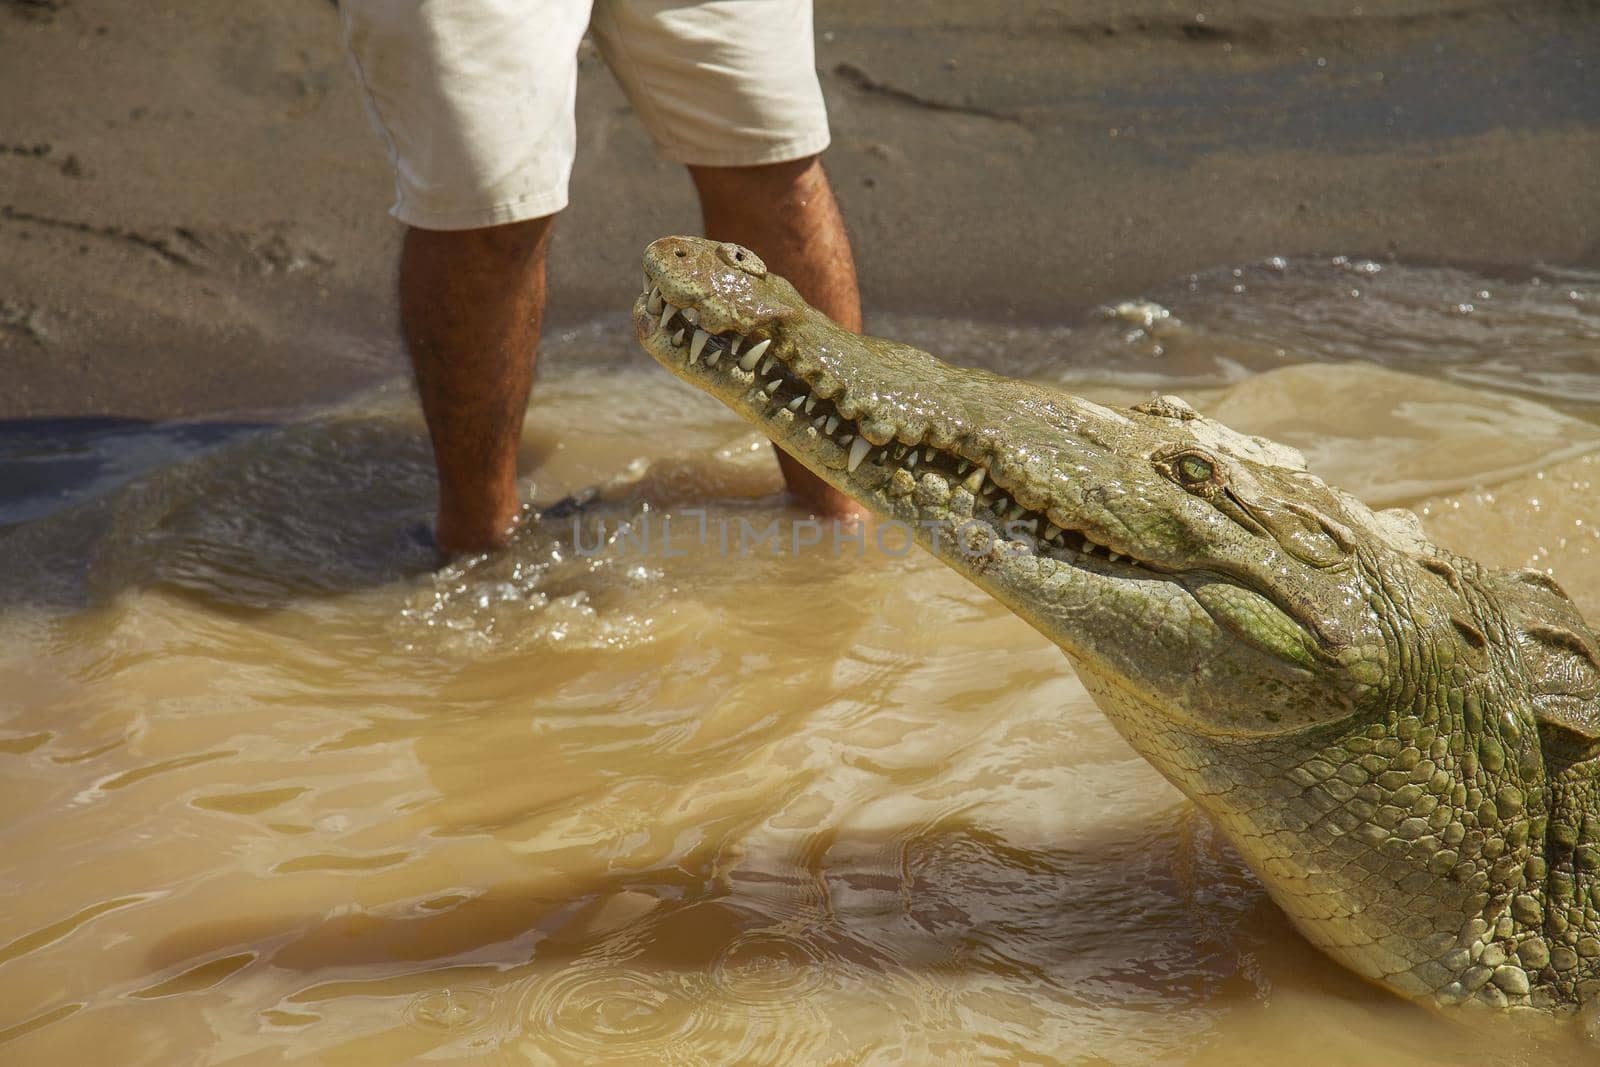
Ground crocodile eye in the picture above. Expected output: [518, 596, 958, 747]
[717, 242, 767, 277]
[1155, 449, 1223, 493]
[1175, 453, 1214, 485]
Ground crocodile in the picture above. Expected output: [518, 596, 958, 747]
[629, 235, 1600, 1021]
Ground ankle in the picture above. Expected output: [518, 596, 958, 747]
[434, 498, 524, 556]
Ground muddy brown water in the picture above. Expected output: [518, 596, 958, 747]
[2, 258, 1599, 1065]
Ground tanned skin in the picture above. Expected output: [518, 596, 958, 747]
[400, 216, 551, 556]
[692, 157, 864, 523]
[400, 155, 863, 556]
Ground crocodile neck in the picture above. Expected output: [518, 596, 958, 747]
[1073, 554, 1568, 1011]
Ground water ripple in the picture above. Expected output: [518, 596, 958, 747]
[708, 930, 829, 1008]
[518, 963, 709, 1059]
[402, 987, 496, 1034]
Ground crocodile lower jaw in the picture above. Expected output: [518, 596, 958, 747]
[641, 284, 1148, 574]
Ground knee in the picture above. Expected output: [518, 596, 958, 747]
[403, 216, 554, 268]
[690, 155, 826, 207]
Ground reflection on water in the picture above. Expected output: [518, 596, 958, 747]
[1, 259, 1597, 1065]
[0, 418, 270, 530]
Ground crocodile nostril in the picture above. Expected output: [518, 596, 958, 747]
[717, 242, 767, 276]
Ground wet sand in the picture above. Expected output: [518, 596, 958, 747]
[1, 0, 1597, 420]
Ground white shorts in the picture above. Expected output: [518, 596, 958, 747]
[339, 0, 833, 230]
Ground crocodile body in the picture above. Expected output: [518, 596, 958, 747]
[631, 236, 1600, 1021]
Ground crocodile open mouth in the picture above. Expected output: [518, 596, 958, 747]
[640, 277, 1149, 574]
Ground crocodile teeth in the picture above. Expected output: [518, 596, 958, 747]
[763, 379, 781, 395]
[759, 356, 775, 376]
[812, 415, 828, 430]
[956, 460, 972, 476]
[671, 327, 686, 346]
[730, 335, 745, 357]
[804, 396, 817, 414]
[660, 303, 677, 332]
[962, 468, 985, 493]
[905, 451, 919, 469]
[825, 415, 839, 435]
[705, 347, 721, 367]
[647, 287, 664, 315]
[1107, 550, 1123, 563]
[681, 306, 699, 326]
[786, 395, 806, 411]
[847, 435, 872, 472]
[1015, 517, 1039, 534]
[688, 329, 709, 362]
[925, 449, 937, 463]
[1083, 538, 1101, 555]
[742, 338, 772, 367]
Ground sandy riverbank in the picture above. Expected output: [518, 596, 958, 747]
[1, 0, 1595, 420]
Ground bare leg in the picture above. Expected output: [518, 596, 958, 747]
[689, 156, 864, 519]
[399, 216, 551, 555]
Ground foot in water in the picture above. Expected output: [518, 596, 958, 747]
[432, 499, 529, 559]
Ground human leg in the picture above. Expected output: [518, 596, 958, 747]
[340, 0, 594, 553]
[591, 1, 861, 514]
[690, 156, 861, 333]
[400, 217, 551, 555]
[690, 156, 864, 517]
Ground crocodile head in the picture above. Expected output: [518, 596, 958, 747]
[634, 236, 1395, 733]
[633, 236, 1600, 1018]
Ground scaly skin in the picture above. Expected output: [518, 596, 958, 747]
[631, 236, 1600, 1022]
